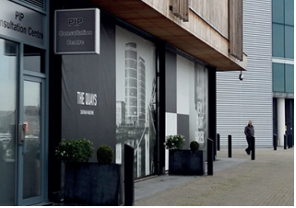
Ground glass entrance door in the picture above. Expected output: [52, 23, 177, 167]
[18, 44, 46, 205]
[21, 79, 43, 203]
[0, 37, 47, 205]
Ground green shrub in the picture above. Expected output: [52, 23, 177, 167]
[190, 141, 199, 152]
[55, 138, 94, 162]
[97, 145, 114, 164]
[164, 134, 185, 150]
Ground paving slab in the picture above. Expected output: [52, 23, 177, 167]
[135, 148, 294, 206]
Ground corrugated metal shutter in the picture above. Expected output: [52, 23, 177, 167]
[217, 0, 273, 147]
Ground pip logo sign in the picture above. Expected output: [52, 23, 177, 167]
[68, 17, 83, 27]
[15, 11, 24, 21]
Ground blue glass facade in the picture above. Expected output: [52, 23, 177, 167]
[272, 0, 294, 93]
[272, 0, 294, 144]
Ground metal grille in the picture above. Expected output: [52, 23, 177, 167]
[19, 0, 44, 10]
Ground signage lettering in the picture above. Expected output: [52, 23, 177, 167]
[80, 110, 94, 115]
[77, 91, 97, 116]
[0, 19, 43, 40]
[77, 91, 97, 106]
[68, 17, 83, 26]
[77, 91, 85, 105]
[85, 93, 97, 106]
[15, 11, 24, 21]
[0, 0, 44, 47]
[55, 8, 100, 54]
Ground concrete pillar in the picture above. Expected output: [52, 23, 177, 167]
[277, 98, 285, 146]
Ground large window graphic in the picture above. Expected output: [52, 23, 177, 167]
[116, 26, 156, 178]
[189, 62, 208, 147]
[193, 63, 208, 144]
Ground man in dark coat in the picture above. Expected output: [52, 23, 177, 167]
[244, 120, 255, 155]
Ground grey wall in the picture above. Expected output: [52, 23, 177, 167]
[217, 0, 273, 147]
[165, 50, 177, 113]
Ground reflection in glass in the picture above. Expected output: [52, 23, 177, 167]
[285, 0, 294, 26]
[285, 26, 294, 59]
[24, 45, 44, 73]
[23, 81, 41, 199]
[272, 24, 285, 57]
[272, 0, 284, 24]
[272, 63, 285, 92]
[0, 39, 17, 205]
[285, 64, 294, 93]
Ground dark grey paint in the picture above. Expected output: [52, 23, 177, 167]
[177, 114, 190, 149]
[165, 50, 177, 113]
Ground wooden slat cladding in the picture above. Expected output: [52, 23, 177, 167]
[170, 0, 189, 22]
[229, 0, 243, 61]
[87, 0, 247, 71]
[190, 0, 229, 39]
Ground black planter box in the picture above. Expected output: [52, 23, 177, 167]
[169, 150, 204, 175]
[64, 162, 122, 205]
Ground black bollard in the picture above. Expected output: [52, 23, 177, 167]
[251, 136, 255, 160]
[124, 144, 134, 206]
[288, 134, 292, 148]
[207, 138, 213, 176]
[273, 134, 277, 151]
[284, 135, 287, 150]
[217, 134, 220, 151]
[228, 135, 232, 158]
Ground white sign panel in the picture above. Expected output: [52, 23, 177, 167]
[55, 8, 100, 54]
[0, 0, 44, 47]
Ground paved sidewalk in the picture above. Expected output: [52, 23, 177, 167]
[135, 148, 294, 206]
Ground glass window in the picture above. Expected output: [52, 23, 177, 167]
[23, 45, 44, 73]
[0, 38, 18, 206]
[272, 63, 285, 92]
[23, 81, 41, 198]
[285, 25, 294, 58]
[285, 0, 294, 25]
[272, 0, 284, 23]
[272, 24, 285, 57]
[285, 64, 294, 93]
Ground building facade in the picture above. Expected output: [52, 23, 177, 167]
[217, 0, 273, 147]
[0, 0, 247, 205]
[272, 0, 294, 146]
[217, 0, 294, 148]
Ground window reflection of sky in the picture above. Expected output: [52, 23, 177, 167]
[0, 39, 17, 111]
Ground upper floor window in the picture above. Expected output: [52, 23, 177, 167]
[24, 45, 45, 73]
[272, 0, 284, 24]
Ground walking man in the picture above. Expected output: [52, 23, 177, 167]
[244, 120, 254, 155]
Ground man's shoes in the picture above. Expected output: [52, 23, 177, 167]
[245, 149, 250, 155]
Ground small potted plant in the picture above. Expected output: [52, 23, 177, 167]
[55, 140, 122, 205]
[55, 138, 93, 162]
[164, 134, 185, 150]
[96, 145, 113, 164]
[190, 141, 200, 152]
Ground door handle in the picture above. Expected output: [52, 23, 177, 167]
[18, 123, 26, 144]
